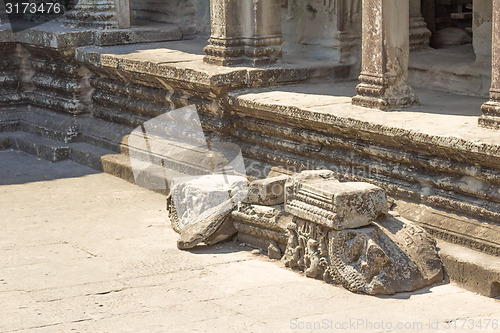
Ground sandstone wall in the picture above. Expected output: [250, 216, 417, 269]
[132, 0, 210, 37]
[281, 0, 361, 60]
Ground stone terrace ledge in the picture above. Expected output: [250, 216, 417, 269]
[75, 40, 352, 90]
[229, 81, 500, 156]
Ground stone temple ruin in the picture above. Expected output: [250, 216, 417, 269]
[168, 167, 444, 295]
[1, 0, 500, 297]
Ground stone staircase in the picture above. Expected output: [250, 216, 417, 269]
[0, 108, 135, 185]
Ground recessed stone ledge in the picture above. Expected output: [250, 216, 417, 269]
[1, 22, 183, 49]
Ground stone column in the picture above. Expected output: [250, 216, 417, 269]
[473, 0, 492, 66]
[352, 0, 419, 110]
[204, 0, 283, 66]
[115, 0, 131, 28]
[409, 0, 431, 50]
[479, 0, 500, 129]
[246, 0, 283, 64]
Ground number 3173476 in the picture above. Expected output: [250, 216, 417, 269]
[5, 2, 62, 14]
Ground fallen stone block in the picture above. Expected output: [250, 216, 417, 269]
[232, 203, 288, 231]
[287, 169, 337, 181]
[243, 169, 336, 206]
[204, 215, 237, 246]
[168, 173, 247, 249]
[268, 241, 282, 260]
[231, 203, 291, 253]
[168, 174, 248, 233]
[283, 213, 443, 295]
[280, 172, 442, 294]
[243, 175, 288, 206]
[286, 176, 387, 230]
[177, 199, 235, 250]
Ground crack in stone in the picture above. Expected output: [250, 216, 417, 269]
[90, 288, 125, 296]
[6, 318, 93, 332]
[72, 244, 98, 258]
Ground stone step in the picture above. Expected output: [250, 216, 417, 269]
[438, 240, 500, 298]
[67, 142, 116, 171]
[18, 107, 129, 153]
[0, 126, 221, 195]
[0, 131, 70, 162]
[121, 133, 234, 177]
[100, 153, 136, 184]
[0, 130, 168, 193]
[0, 131, 122, 169]
[100, 153, 171, 195]
[92, 24, 183, 47]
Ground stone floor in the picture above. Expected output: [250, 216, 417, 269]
[1, 150, 499, 333]
[410, 45, 491, 97]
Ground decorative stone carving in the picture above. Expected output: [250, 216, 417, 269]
[232, 170, 341, 254]
[282, 171, 443, 295]
[64, 0, 123, 28]
[231, 203, 290, 251]
[284, 215, 443, 294]
[409, 16, 431, 50]
[409, 0, 431, 50]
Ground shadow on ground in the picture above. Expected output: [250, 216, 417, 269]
[0, 149, 99, 185]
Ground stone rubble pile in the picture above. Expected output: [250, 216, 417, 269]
[169, 169, 443, 295]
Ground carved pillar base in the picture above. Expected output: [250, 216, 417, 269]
[64, 0, 119, 28]
[203, 39, 245, 66]
[479, 91, 500, 129]
[203, 37, 283, 66]
[410, 16, 431, 50]
[352, 74, 419, 110]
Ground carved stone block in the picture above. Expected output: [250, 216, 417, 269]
[177, 199, 235, 250]
[167, 174, 247, 249]
[231, 203, 291, 254]
[286, 178, 388, 230]
[243, 175, 288, 206]
[283, 214, 443, 295]
[268, 241, 282, 260]
[281, 174, 442, 294]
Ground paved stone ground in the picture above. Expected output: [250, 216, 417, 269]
[1, 150, 499, 333]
